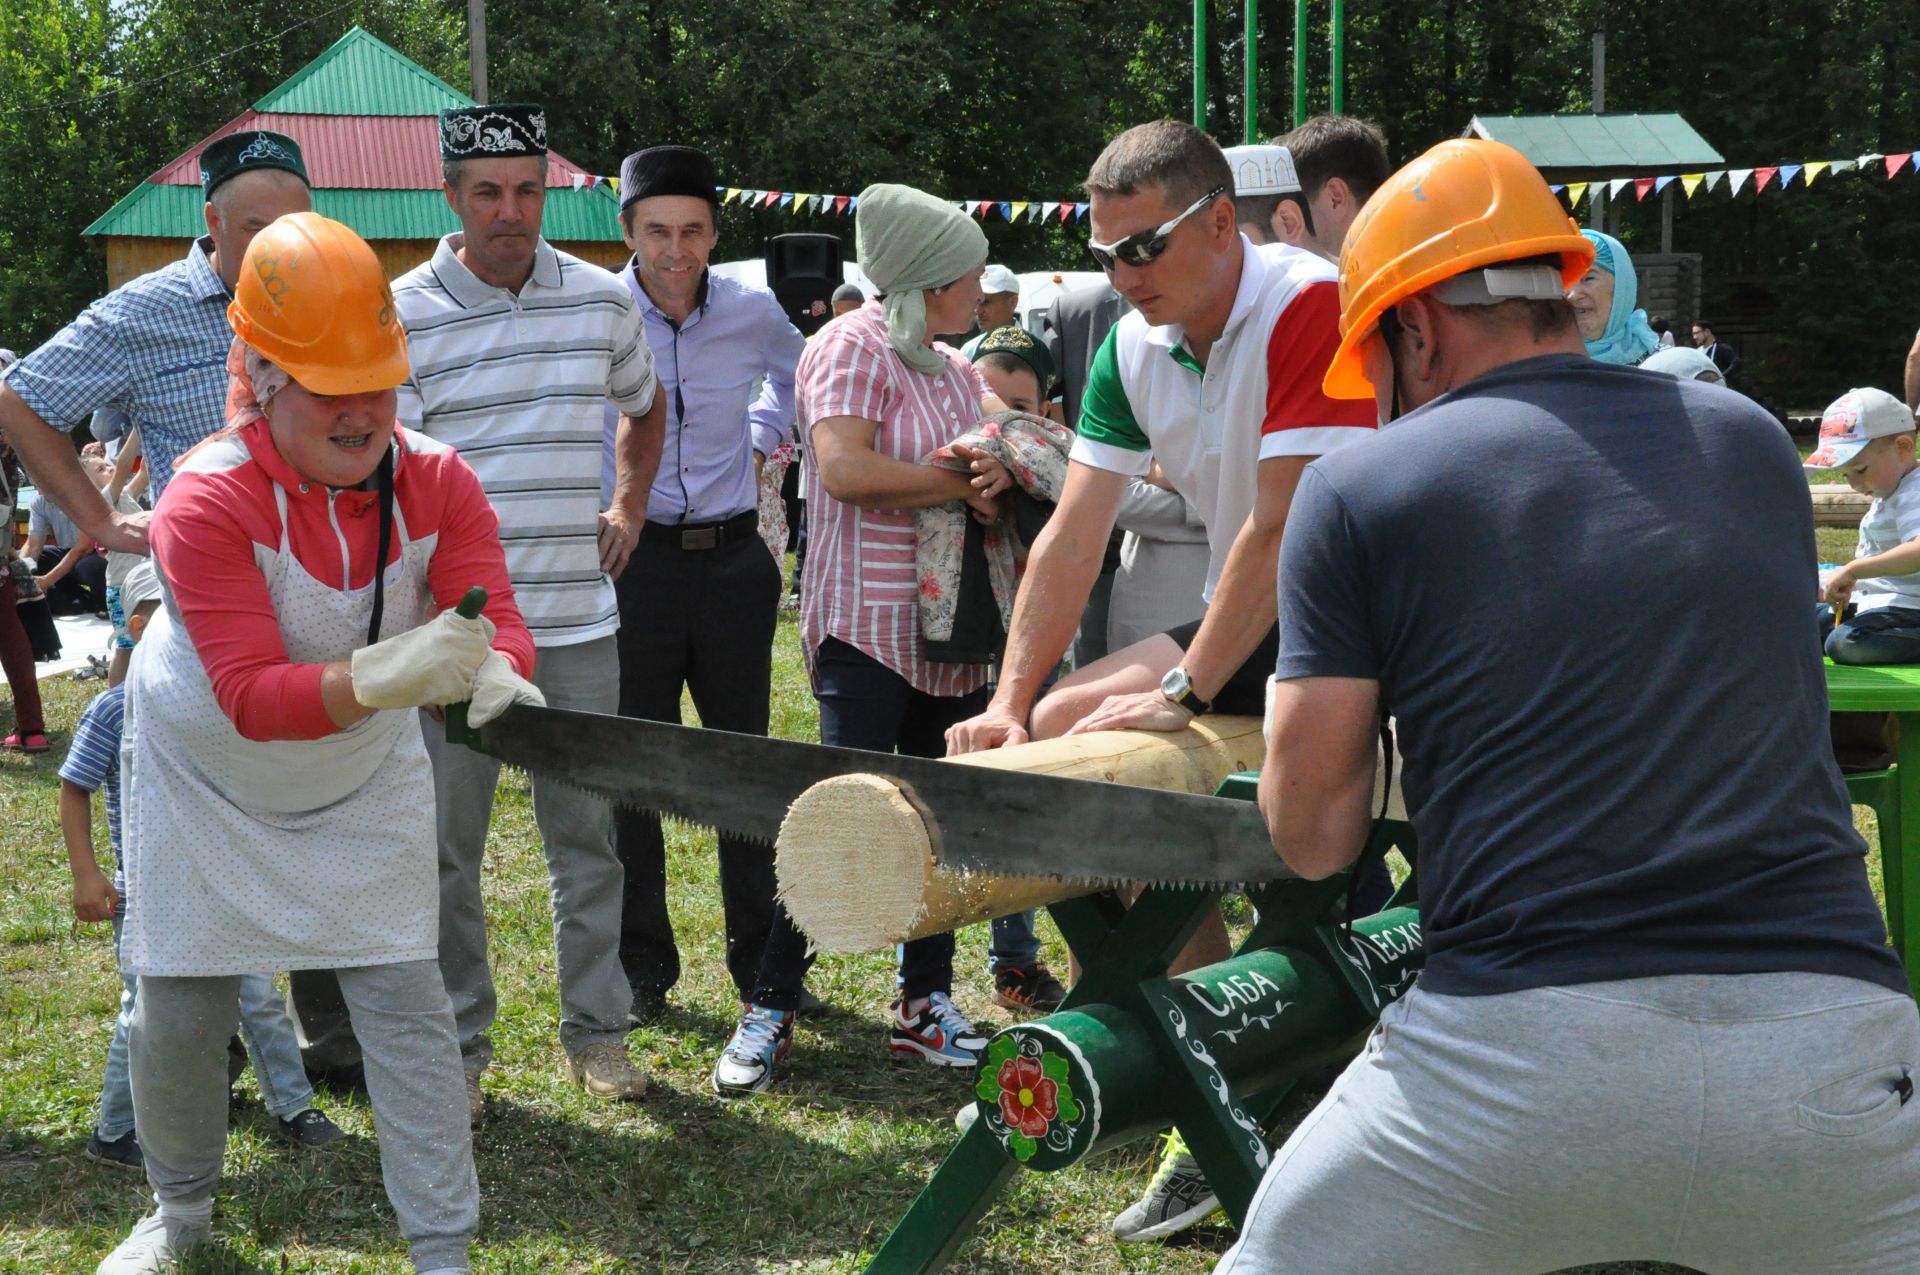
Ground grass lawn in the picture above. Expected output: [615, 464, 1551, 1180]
[0, 569, 1878, 1274]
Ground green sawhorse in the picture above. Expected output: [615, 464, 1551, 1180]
[861, 773, 1420, 1275]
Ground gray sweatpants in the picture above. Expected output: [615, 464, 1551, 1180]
[421, 634, 631, 1072]
[1218, 972, 1920, 1275]
[130, 960, 475, 1273]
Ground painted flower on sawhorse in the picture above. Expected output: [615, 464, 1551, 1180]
[977, 1035, 1080, 1161]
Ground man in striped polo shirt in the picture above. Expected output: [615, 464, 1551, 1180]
[946, 119, 1376, 1241]
[394, 104, 664, 1117]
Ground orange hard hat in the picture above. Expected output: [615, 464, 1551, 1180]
[228, 212, 409, 396]
[1322, 137, 1594, 400]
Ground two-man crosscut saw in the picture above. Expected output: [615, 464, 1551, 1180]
[456, 704, 1291, 891]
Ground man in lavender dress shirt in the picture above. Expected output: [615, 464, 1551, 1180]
[603, 145, 808, 1023]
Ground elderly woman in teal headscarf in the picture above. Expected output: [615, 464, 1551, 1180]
[1567, 229, 1662, 365]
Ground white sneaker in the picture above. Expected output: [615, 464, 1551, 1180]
[96, 1211, 210, 1274]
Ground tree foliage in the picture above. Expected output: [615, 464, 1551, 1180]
[3, 0, 1919, 404]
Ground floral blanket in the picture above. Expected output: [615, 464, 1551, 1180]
[914, 410, 1074, 647]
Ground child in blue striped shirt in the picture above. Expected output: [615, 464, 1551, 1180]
[57, 563, 343, 1169]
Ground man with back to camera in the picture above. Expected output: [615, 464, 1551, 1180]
[1220, 135, 1920, 1275]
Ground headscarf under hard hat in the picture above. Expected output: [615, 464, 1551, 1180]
[855, 183, 988, 377]
[1579, 230, 1662, 367]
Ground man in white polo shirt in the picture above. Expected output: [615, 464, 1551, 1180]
[946, 118, 1375, 1241]
[393, 103, 664, 1118]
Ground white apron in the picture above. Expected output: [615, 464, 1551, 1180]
[121, 480, 440, 976]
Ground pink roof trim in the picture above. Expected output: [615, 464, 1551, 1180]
[149, 111, 594, 190]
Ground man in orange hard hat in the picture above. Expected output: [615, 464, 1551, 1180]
[1223, 137, 1920, 1272]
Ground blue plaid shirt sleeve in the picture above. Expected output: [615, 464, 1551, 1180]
[4, 297, 138, 432]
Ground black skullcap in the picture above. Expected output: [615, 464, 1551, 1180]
[619, 146, 719, 212]
[200, 131, 309, 198]
[439, 104, 548, 160]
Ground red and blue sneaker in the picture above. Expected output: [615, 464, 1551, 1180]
[889, 992, 987, 1067]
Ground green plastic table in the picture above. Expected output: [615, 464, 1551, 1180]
[1826, 661, 1920, 998]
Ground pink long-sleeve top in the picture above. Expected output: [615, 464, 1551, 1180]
[151, 418, 534, 742]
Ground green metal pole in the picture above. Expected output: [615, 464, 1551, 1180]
[1194, 0, 1208, 129]
[1243, 1, 1258, 143]
[1329, 0, 1344, 114]
[1293, 0, 1308, 127]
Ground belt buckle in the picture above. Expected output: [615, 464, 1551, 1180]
[681, 526, 720, 551]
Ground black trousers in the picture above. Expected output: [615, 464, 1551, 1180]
[614, 527, 782, 1002]
[35, 545, 106, 616]
[747, 638, 991, 1010]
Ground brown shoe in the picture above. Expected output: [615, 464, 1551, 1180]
[565, 1041, 648, 1100]
[465, 1071, 486, 1127]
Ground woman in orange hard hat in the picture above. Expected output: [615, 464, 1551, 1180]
[1229, 138, 1920, 1274]
[99, 212, 541, 1275]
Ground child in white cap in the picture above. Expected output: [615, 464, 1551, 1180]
[1810, 387, 1920, 663]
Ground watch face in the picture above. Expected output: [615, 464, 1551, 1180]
[1160, 668, 1191, 700]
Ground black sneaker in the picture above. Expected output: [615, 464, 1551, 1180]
[993, 964, 1067, 1015]
[275, 1108, 347, 1149]
[85, 1129, 143, 1170]
[628, 985, 669, 1028]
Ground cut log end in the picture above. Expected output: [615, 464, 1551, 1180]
[775, 720, 1273, 953]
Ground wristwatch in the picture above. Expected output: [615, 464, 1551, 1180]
[1158, 666, 1212, 716]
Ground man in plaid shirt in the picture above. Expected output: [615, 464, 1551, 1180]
[0, 130, 311, 552]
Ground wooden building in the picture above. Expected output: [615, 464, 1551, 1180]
[84, 27, 626, 288]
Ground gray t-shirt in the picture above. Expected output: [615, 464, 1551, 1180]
[1276, 353, 1906, 998]
[28, 491, 79, 549]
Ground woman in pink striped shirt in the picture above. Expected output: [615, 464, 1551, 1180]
[711, 185, 1014, 1098]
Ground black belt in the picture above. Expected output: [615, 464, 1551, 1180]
[644, 510, 758, 551]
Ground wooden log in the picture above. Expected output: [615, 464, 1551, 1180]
[775, 717, 1276, 953]
[1810, 482, 1870, 528]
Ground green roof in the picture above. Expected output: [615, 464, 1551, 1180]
[253, 27, 471, 116]
[84, 182, 621, 241]
[1465, 114, 1724, 173]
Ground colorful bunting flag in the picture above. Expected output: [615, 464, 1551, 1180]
[1777, 164, 1802, 188]
[1075, 202, 1089, 220]
[1887, 153, 1912, 178]
[1633, 177, 1655, 201]
[1564, 181, 1588, 207]
[996, 201, 1012, 220]
[1043, 201, 1059, 219]
[1803, 162, 1829, 185]
[835, 195, 850, 215]
[1011, 201, 1029, 221]
[1681, 174, 1703, 198]
[793, 193, 810, 213]
[1058, 203, 1074, 223]
[723, 187, 740, 204]
[1728, 169, 1753, 195]
[1754, 166, 1778, 192]
[1653, 175, 1675, 195]
[1608, 178, 1631, 199]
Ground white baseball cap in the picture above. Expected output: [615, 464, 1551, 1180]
[1805, 387, 1915, 470]
[1222, 144, 1302, 197]
[980, 264, 1020, 295]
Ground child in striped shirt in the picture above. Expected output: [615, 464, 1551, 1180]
[58, 563, 343, 1170]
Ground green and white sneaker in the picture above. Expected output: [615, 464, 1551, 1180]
[1111, 1129, 1221, 1242]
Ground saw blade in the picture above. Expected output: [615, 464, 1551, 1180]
[471, 705, 1292, 887]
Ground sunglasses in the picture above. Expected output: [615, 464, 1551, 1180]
[1086, 185, 1227, 272]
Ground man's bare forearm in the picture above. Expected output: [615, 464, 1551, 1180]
[613, 399, 666, 520]
[0, 386, 113, 538]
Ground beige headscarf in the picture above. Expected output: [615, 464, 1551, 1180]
[223, 336, 293, 429]
[855, 183, 988, 376]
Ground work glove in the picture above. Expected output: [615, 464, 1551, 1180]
[467, 649, 545, 727]
[350, 608, 495, 710]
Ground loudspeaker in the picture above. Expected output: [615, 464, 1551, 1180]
[765, 233, 843, 337]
